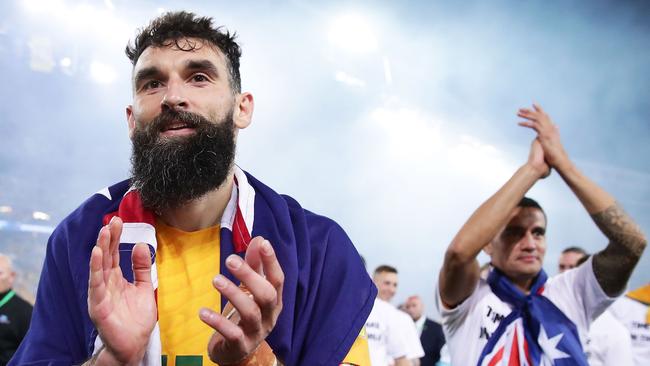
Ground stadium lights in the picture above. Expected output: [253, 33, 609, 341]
[0, 206, 12, 214]
[32, 211, 51, 221]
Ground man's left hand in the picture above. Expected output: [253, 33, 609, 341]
[517, 103, 570, 170]
[199, 236, 284, 365]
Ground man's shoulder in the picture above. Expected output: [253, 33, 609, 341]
[48, 179, 130, 256]
[9, 293, 33, 313]
[56, 179, 130, 229]
[243, 169, 344, 233]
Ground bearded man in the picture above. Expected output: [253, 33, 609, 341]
[10, 11, 375, 366]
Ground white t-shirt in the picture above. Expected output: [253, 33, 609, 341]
[394, 309, 425, 360]
[366, 298, 409, 366]
[435, 257, 615, 366]
[609, 295, 650, 366]
[585, 309, 634, 366]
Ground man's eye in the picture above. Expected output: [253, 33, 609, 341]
[143, 80, 161, 90]
[192, 74, 208, 82]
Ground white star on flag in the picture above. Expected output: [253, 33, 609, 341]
[538, 325, 570, 364]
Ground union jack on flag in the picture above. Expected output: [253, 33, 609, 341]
[479, 268, 589, 366]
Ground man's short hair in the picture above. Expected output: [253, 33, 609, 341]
[518, 196, 547, 224]
[373, 264, 398, 275]
[125, 11, 242, 92]
[576, 254, 590, 266]
[561, 246, 588, 256]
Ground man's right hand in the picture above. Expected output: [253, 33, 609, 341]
[87, 216, 157, 365]
[526, 138, 551, 180]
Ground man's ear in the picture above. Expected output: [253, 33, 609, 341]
[234, 92, 254, 130]
[126, 105, 136, 138]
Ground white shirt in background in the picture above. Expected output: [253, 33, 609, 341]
[394, 309, 425, 361]
[609, 295, 650, 366]
[366, 298, 409, 366]
[585, 309, 634, 366]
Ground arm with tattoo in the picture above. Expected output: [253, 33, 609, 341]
[591, 203, 647, 296]
[518, 104, 647, 296]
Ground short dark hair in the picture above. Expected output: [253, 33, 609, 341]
[125, 11, 242, 92]
[517, 196, 547, 225]
[576, 254, 590, 266]
[562, 246, 588, 256]
[374, 265, 398, 275]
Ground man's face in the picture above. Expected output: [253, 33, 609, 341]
[487, 207, 547, 282]
[373, 271, 398, 302]
[0, 258, 15, 293]
[125, 38, 253, 211]
[128, 38, 239, 135]
[558, 251, 584, 273]
[404, 297, 424, 321]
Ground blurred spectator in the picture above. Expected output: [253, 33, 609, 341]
[404, 295, 445, 366]
[373, 265, 424, 365]
[558, 246, 587, 272]
[609, 284, 650, 366]
[0, 254, 32, 365]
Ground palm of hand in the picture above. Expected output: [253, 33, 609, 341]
[88, 219, 157, 364]
[92, 267, 157, 359]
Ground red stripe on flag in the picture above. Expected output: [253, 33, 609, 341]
[508, 327, 520, 366]
[233, 206, 251, 253]
[103, 190, 155, 226]
[488, 347, 504, 366]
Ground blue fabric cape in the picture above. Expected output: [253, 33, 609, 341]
[10, 170, 376, 366]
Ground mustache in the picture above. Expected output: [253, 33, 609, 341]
[141, 109, 213, 134]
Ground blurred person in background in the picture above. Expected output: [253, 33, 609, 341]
[436, 104, 647, 365]
[609, 283, 650, 366]
[374, 265, 425, 365]
[568, 254, 634, 366]
[0, 254, 32, 366]
[404, 295, 445, 366]
[557, 246, 587, 273]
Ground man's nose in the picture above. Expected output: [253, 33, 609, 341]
[520, 233, 537, 251]
[161, 80, 188, 111]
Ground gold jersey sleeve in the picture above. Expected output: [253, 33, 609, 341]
[341, 327, 371, 366]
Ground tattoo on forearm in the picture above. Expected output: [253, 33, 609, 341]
[591, 202, 647, 296]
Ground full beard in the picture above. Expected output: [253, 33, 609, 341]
[130, 109, 236, 213]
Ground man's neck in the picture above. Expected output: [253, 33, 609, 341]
[157, 174, 234, 232]
[509, 273, 536, 295]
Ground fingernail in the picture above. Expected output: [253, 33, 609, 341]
[262, 240, 274, 256]
[226, 255, 242, 270]
[213, 274, 227, 289]
[109, 216, 117, 225]
[199, 308, 212, 320]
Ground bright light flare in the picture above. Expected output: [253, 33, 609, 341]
[90, 61, 117, 84]
[0, 206, 12, 214]
[335, 71, 366, 87]
[328, 13, 379, 54]
[32, 211, 51, 221]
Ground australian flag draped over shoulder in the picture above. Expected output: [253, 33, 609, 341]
[477, 268, 588, 366]
[96, 167, 376, 366]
